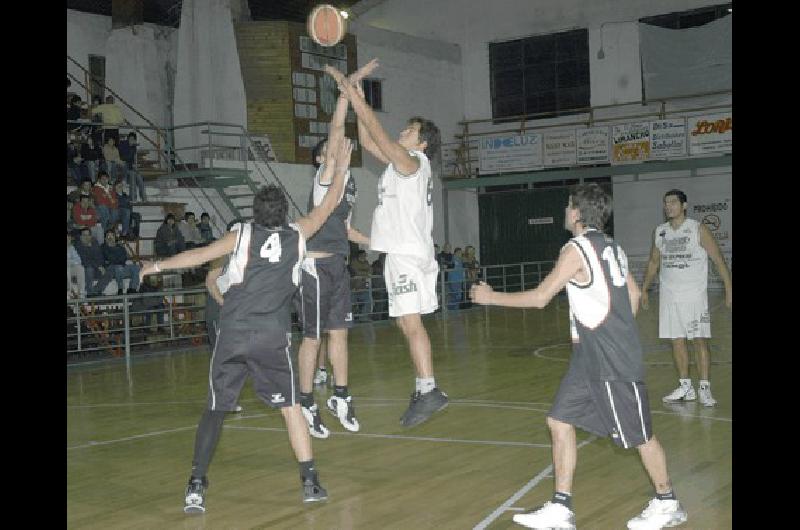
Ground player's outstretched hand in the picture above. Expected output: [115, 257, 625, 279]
[333, 137, 354, 174]
[640, 290, 649, 310]
[348, 58, 379, 85]
[139, 260, 156, 283]
[324, 65, 348, 89]
[470, 281, 494, 305]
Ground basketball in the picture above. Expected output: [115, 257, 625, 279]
[307, 4, 347, 47]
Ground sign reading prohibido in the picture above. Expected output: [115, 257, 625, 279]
[478, 133, 543, 174]
[688, 113, 732, 155]
[611, 122, 651, 164]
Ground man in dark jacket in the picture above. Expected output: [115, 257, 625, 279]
[154, 213, 185, 257]
[102, 229, 140, 294]
[75, 228, 114, 297]
[118, 132, 147, 202]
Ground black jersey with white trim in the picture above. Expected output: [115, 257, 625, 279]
[306, 164, 356, 256]
[565, 229, 644, 381]
[220, 222, 305, 331]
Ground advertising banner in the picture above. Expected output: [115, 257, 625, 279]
[576, 127, 610, 165]
[478, 133, 543, 174]
[611, 122, 651, 164]
[688, 113, 732, 155]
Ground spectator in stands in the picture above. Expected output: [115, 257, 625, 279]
[90, 95, 104, 147]
[67, 136, 84, 186]
[102, 229, 141, 295]
[92, 171, 119, 233]
[462, 245, 479, 308]
[198, 212, 214, 244]
[69, 178, 93, 205]
[178, 211, 203, 249]
[350, 249, 373, 322]
[102, 137, 123, 183]
[75, 228, 114, 297]
[81, 135, 101, 183]
[154, 213, 185, 257]
[92, 95, 124, 144]
[371, 252, 388, 320]
[67, 231, 86, 299]
[118, 132, 147, 202]
[438, 243, 453, 269]
[66, 95, 85, 133]
[72, 193, 103, 243]
[447, 247, 465, 310]
[114, 180, 132, 239]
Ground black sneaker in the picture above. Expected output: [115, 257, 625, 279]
[400, 388, 449, 428]
[184, 476, 208, 513]
[302, 475, 328, 503]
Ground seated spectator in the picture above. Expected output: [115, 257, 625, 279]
[92, 95, 124, 145]
[102, 137, 123, 182]
[74, 228, 114, 297]
[118, 132, 147, 202]
[68, 178, 93, 205]
[154, 213, 185, 257]
[462, 245, 480, 308]
[102, 229, 140, 295]
[198, 212, 214, 244]
[349, 249, 373, 322]
[67, 231, 86, 299]
[114, 181, 132, 239]
[92, 171, 120, 233]
[67, 137, 84, 186]
[89, 95, 104, 146]
[72, 193, 103, 243]
[80, 136, 101, 183]
[66, 95, 85, 133]
[178, 211, 203, 249]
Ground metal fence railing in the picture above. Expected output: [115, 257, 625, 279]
[66, 256, 730, 362]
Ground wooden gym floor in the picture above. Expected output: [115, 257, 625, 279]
[67, 291, 732, 529]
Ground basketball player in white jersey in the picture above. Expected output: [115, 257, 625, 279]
[472, 184, 686, 530]
[325, 60, 448, 427]
[641, 189, 732, 407]
[296, 62, 373, 439]
[139, 138, 354, 512]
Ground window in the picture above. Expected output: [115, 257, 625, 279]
[362, 78, 383, 111]
[88, 54, 106, 103]
[640, 3, 731, 29]
[490, 28, 590, 120]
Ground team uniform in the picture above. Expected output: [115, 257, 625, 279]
[549, 229, 652, 449]
[209, 221, 305, 412]
[370, 149, 439, 317]
[299, 165, 356, 338]
[654, 218, 711, 340]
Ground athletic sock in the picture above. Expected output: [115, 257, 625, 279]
[679, 378, 692, 387]
[334, 385, 348, 398]
[190, 409, 226, 479]
[656, 490, 676, 501]
[552, 491, 572, 510]
[419, 377, 436, 394]
[299, 459, 317, 481]
[699, 379, 710, 389]
[299, 392, 315, 408]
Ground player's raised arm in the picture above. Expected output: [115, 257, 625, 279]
[140, 231, 237, 282]
[326, 64, 419, 176]
[698, 222, 732, 308]
[318, 93, 349, 186]
[627, 271, 641, 317]
[296, 138, 354, 240]
[640, 227, 662, 310]
[471, 244, 584, 308]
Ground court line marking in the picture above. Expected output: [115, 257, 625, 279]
[67, 425, 197, 450]
[532, 343, 732, 366]
[473, 436, 597, 530]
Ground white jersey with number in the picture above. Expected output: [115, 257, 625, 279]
[655, 218, 707, 297]
[369, 149, 434, 260]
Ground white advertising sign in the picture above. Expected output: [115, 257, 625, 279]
[577, 127, 610, 165]
[478, 133, 543, 174]
[649, 119, 687, 159]
[688, 113, 732, 155]
[543, 130, 577, 167]
[612, 122, 651, 164]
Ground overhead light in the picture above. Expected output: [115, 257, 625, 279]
[727, 8, 732, 12]
[340, 10, 350, 19]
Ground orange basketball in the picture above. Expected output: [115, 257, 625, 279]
[307, 4, 347, 47]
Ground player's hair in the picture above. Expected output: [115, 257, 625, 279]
[312, 138, 327, 169]
[253, 185, 288, 228]
[569, 183, 612, 231]
[664, 189, 687, 204]
[409, 116, 441, 159]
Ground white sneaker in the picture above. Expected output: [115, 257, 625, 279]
[313, 369, 328, 385]
[301, 403, 330, 439]
[697, 385, 717, 407]
[627, 498, 687, 529]
[662, 383, 696, 403]
[326, 395, 360, 432]
[233, 404, 243, 413]
[512, 501, 575, 529]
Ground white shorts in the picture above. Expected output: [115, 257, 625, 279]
[384, 253, 439, 317]
[659, 290, 711, 340]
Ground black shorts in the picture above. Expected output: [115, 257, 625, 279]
[299, 255, 353, 339]
[207, 324, 300, 411]
[548, 364, 653, 449]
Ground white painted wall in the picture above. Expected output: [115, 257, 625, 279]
[173, 0, 248, 164]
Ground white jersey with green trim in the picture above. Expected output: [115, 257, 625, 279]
[369, 149, 434, 260]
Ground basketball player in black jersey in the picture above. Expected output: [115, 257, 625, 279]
[472, 184, 686, 530]
[139, 139, 354, 513]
